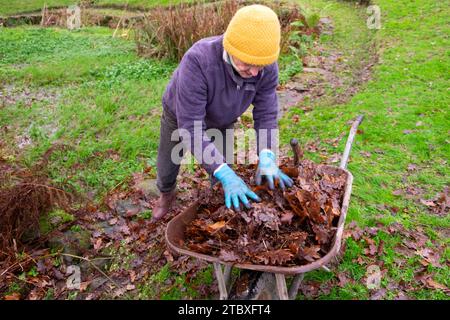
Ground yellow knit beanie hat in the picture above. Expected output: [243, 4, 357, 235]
[223, 4, 281, 66]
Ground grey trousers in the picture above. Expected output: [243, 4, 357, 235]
[156, 109, 235, 193]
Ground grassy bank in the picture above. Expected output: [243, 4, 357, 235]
[279, 0, 449, 299]
[0, 0, 197, 16]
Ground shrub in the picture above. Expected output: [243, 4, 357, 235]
[135, 0, 302, 61]
[0, 145, 75, 261]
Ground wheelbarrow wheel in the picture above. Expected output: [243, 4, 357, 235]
[228, 271, 278, 300]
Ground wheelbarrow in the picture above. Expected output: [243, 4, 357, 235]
[165, 115, 364, 300]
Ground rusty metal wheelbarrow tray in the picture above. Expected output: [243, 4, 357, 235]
[165, 115, 363, 299]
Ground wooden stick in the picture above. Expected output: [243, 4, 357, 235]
[40, 3, 47, 26]
[290, 138, 303, 166]
[288, 273, 304, 300]
[213, 262, 228, 300]
[113, 1, 129, 38]
[275, 273, 289, 300]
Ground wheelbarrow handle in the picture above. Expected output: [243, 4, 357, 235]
[340, 115, 364, 169]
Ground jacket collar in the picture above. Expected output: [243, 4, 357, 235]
[221, 47, 263, 88]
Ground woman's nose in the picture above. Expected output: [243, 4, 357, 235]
[249, 67, 259, 77]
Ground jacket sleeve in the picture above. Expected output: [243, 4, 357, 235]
[252, 62, 280, 154]
[175, 51, 225, 175]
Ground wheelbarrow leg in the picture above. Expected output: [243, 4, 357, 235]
[288, 273, 304, 300]
[213, 262, 232, 300]
[322, 265, 331, 272]
[275, 273, 289, 300]
[223, 264, 233, 292]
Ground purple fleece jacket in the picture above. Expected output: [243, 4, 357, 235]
[162, 35, 279, 175]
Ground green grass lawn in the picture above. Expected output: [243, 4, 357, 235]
[0, 0, 76, 16]
[0, 0, 197, 16]
[0, 26, 176, 197]
[95, 0, 196, 8]
[0, 0, 448, 300]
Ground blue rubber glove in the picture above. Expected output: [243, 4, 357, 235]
[256, 149, 294, 190]
[214, 164, 261, 211]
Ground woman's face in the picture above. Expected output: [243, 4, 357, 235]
[229, 55, 264, 78]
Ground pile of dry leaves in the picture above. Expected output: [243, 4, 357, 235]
[183, 158, 349, 266]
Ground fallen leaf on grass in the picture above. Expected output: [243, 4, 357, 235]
[366, 243, 378, 256]
[337, 273, 350, 288]
[112, 287, 127, 298]
[424, 279, 449, 292]
[129, 270, 137, 283]
[80, 281, 91, 292]
[328, 153, 340, 163]
[370, 288, 387, 300]
[403, 240, 418, 250]
[3, 293, 21, 300]
[419, 188, 449, 216]
[416, 248, 442, 268]
[377, 240, 385, 256]
[344, 221, 364, 241]
[420, 199, 436, 207]
[93, 238, 103, 250]
[364, 237, 378, 256]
